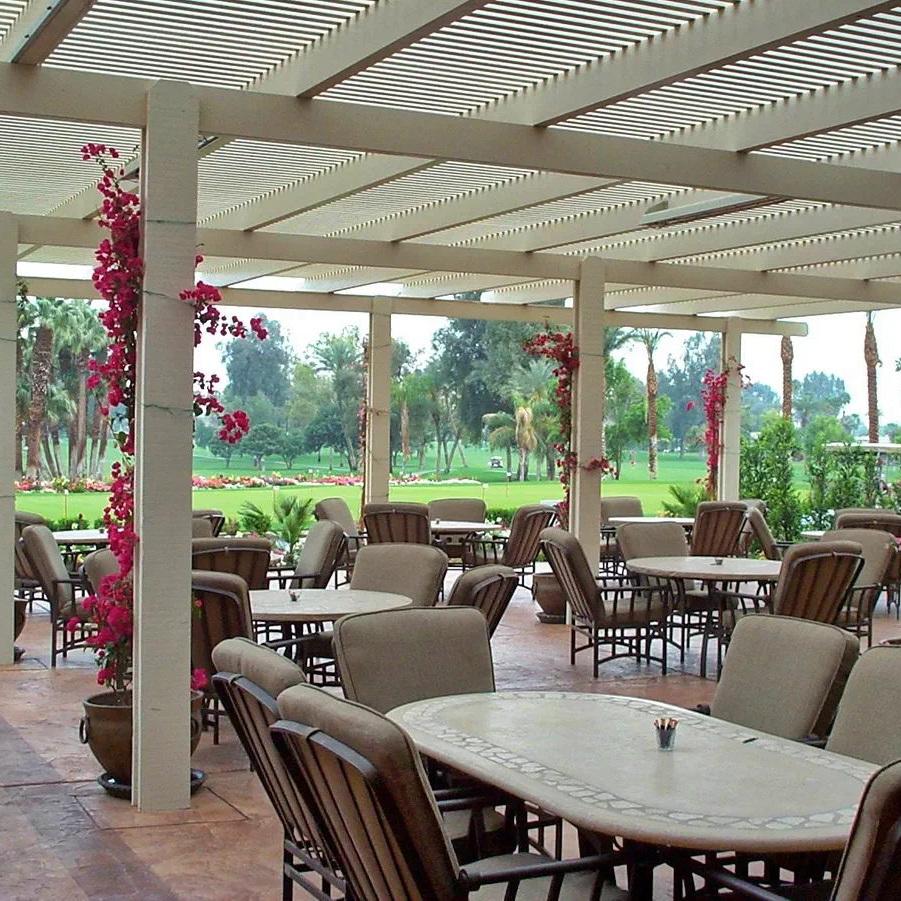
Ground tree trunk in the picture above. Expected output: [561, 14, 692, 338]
[456, 434, 467, 468]
[15, 424, 23, 477]
[70, 363, 89, 478]
[864, 314, 880, 443]
[780, 336, 793, 421]
[647, 357, 658, 481]
[25, 325, 53, 479]
[546, 446, 555, 481]
[41, 432, 58, 478]
[445, 435, 460, 473]
[400, 401, 411, 465]
[505, 446, 512, 474]
[50, 427, 64, 477]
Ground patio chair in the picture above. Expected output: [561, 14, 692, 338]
[745, 506, 783, 561]
[82, 548, 119, 594]
[362, 502, 433, 545]
[191, 536, 272, 590]
[540, 527, 669, 677]
[706, 614, 859, 741]
[270, 520, 345, 590]
[191, 570, 254, 743]
[772, 540, 864, 625]
[192, 508, 225, 536]
[598, 496, 643, 574]
[21, 524, 92, 667]
[446, 565, 518, 637]
[677, 758, 901, 901]
[272, 683, 626, 900]
[333, 605, 518, 863]
[736, 499, 766, 556]
[429, 497, 487, 564]
[350, 543, 448, 607]
[690, 501, 747, 557]
[826, 645, 901, 765]
[191, 517, 214, 538]
[211, 637, 344, 901]
[824, 528, 895, 646]
[313, 497, 364, 583]
[463, 504, 557, 584]
[14, 511, 46, 603]
[835, 510, 901, 537]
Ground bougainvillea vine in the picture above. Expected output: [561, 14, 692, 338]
[700, 360, 747, 499]
[524, 330, 611, 525]
[70, 145, 266, 695]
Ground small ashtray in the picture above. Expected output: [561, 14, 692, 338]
[654, 717, 678, 751]
[288, 590, 299, 603]
[712, 557, 724, 566]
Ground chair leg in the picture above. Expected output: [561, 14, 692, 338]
[569, 626, 576, 666]
[282, 841, 293, 901]
[51, 620, 58, 668]
[592, 627, 599, 679]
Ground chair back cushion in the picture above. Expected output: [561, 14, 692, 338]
[616, 520, 688, 561]
[599, 496, 643, 524]
[274, 684, 460, 901]
[711, 615, 859, 740]
[835, 511, 901, 538]
[212, 636, 306, 698]
[831, 759, 901, 901]
[82, 549, 119, 594]
[827, 646, 901, 764]
[21, 524, 75, 617]
[334, 607, 494, 713]
[350, 543, 447, 606]
[192, 509, 225, 536]
[746, 507, 781, 560]
[773, 540, 863, 623]
[191, 517, 214, 538]
[823, 528, 895, 608]
[293, 520, 345, 589]
[427, 497, 486, 522]
[446, 564, 518, 636]
[191, 537, 272, 590]
[314, 497, 359, 538]
[539, 527, 601, 621]
[502, 504, 557, 568]
[362, 503, 432, 545]
[691, 501, 747, 557]
[191, 571, 253, 688]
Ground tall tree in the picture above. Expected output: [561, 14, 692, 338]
[483, 410, 516, 475]
[632, 329, 670, 480]
[793, 371, 850, 429]
[223, 313, 292, 407]
[508, 359, 552, 481]
[780, 336, 793, 420]
[24, 297, 59, 479]
[864, 312, 880, 442]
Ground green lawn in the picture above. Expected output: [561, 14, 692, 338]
[17, 447, 710, 523]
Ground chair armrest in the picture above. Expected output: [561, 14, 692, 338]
[460, 851, 620, 890]
[267, 571, 318, 588]
[693, 704, 711, 716]
[800, 735, 827, 749]
[669, 854, 798, 901]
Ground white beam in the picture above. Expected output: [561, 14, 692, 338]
[0, 0, 94, 64]
[258, 0, 485, 98]
[490, 0, 898, 127]
[133, 81, 197, 812]
[719, 320, 742, 502]
[570, 258, 605, 572]
[4, 66, 901, 212]
[0, 213, 16, 665]
[739, 299, 898, 318]
[364, 308, 392, 505]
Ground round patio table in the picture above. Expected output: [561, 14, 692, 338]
[802, 530, 826, 540]
[389, 691, 876, 898]
[430, 520, 505, 535]
[52, 528, 109, 546]
[609, 516, 694, 527]
[249, 588, 412, 624]
[626, 556, 781, 583]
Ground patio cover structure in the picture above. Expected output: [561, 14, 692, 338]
[1, 0, 900, 810]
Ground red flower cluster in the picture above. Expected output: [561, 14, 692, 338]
[76, 145, 267, 693]
[700, 363, 747, 498]
[524, 330, 610, 522]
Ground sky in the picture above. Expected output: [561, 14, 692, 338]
[18, 261, 901, 428]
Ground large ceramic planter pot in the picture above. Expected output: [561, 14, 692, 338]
[532, 572, 567, 624]
[80, 690, 205, 797]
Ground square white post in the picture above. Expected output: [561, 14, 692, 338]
[0, 214, 16, 665]
[132, 81, 199, 811]
[364, 306, 391, 506]
[570, 258, 606, 574]
[719, 318, 742, 501]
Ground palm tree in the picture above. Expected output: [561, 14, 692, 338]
[864, 312, 880, 443]
[781, 336, 793, 421]
[483, 411, 516, 474]
[24, 297, 59, 479]
[633, 329, 670, 481]
[508, 359, 553, 481]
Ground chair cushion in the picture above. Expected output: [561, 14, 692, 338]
[211, 636, 306, 698]
[469, 855, 627, 900]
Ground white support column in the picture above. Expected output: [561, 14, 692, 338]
[0, 213, 16, 666]
[570, 258, 606, 574]
[133, 81, 199, 811]
[719, 318, 743, 501]
[364, 305, 391, 506]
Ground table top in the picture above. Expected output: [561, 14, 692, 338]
[53, 528, 109, 545]
[389, 691, 875, 853]
[609, 516, 695, 527]
[627, 555, 782, 582]
[250, 588, 412, 623]
[802, 530, 826, 540]
[431, 520, 504, 534]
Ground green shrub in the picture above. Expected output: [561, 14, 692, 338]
[485, 506, 518, 526]
[661, 483, 707, 518]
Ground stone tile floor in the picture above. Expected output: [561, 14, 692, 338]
[2, 580, 898, 900]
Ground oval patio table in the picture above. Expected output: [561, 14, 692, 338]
[609, 516, 695, 528]
[249, 588, 412, 624]
[52, 528, 109, 546]
[389, 691, 876, 899]
[430, 520, 505, 535]
[802, 530, 826, 540]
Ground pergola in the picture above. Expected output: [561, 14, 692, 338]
[1, 0, 900, 811]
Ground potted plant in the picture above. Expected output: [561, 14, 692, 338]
[70, 144, 266, 797]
